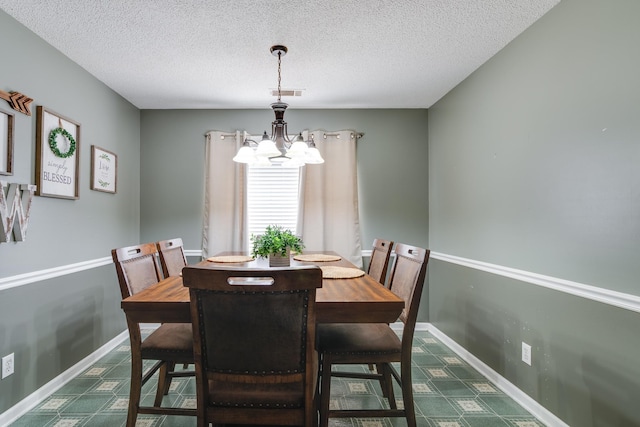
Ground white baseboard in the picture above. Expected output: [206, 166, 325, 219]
[2, 324, 567, 427]
[0, 330, 129, 427]
[423, 323, 568, 427]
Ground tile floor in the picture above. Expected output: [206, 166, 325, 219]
[9, 330, 546, 427]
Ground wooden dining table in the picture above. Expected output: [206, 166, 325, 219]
[121, 251, 404, 324]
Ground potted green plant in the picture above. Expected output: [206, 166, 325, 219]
[251, 225, 305, 267]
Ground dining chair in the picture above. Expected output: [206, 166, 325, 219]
[157, 237, 187, 278]
[317, 243, 430, 427]
[364, 238, 395, 371]
[367, 238, 394, 287]
[182, 264, 323, 427]
[111, 242, 196, 427]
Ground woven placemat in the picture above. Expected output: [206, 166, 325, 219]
[321, 266, 365, 279]
[206, 255, 254, 263]
[293, 254, 342, 262]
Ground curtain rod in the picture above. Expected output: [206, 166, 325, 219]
[219, 133, 238, 139]
[313, 132, 365, 140]
[204, 131, 238, 141]
[208, 131, 365, 140]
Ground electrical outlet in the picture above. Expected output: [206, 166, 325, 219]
[2, 353, 14, 379]
[521, 342, 532, 366]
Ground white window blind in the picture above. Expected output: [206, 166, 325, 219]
[246, 164, 300, 247]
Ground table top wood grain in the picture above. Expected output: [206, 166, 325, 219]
[121, 252, 404, 324]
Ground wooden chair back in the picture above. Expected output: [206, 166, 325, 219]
[317, 243, 430, 427]
[112, 242, 196, 425]
[367, 238, 394, 286]
[157, 237, 187, 278]
[112, 242, 163, 299]
[183, 265, 322, 426]
[387, 243, 430, 344]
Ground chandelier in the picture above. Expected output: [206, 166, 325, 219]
[233, 45, 324, 166]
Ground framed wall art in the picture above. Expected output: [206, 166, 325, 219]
[0, 108, 14, 175]
[35, 106, 80, 199]
[90, 145, 117, 193]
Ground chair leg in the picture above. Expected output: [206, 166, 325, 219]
[313, 388, 320, 427]
[381, 363, 397, 409]
[164, 362, 176, 395]
[315, 356, 323, 425]
[197, 411, 207, 427]
[319, 355, 332, 427]
[400, 360, 416, 427]
[375, 363, 393, 400]
[375, 363, 386, 397]
[154, 362, 172, 406]
[127, 351, 143, 427]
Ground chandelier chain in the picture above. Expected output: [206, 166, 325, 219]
[277, 50, 282, 102]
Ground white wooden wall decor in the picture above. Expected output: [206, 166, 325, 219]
[0, 181, 36, 243]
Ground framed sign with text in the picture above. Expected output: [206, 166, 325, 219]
[90, 145, 117, 193]
[0, 108, 14, 175]
[35, 106, 80, 199]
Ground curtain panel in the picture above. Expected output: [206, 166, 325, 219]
[202, 131, 247, 258]
[298, 130, 363, 268]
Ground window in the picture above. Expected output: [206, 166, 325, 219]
[203, 129, 360, 265]
[246, 164, 300, 248]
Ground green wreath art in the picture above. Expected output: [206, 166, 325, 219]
[48, 127, 76, 158]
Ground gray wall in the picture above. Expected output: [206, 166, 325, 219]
[0, 10, 140, 413]
[10, 0, 638, 423]
[140, 109, 429, 252]
[428, 0, 640, 425]
[139, 108, 430, 316]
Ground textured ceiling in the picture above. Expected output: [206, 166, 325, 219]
[0, 0, 559, 109]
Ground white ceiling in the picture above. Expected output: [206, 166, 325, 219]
[0, 0, 559, 110]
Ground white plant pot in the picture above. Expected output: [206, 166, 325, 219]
[268, 249, 291, 267]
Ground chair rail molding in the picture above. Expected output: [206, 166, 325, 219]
[431, 251, 640, 314]
[4, 250, 640, 316]
[0, 256, 112, 291]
